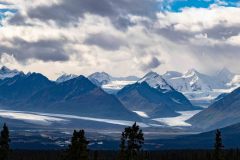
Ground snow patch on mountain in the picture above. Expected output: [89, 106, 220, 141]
[56, 74, 78, 83]
[0, 109, 149, 128]
[138, 71, 173, 91]
[88, 72, 139, 93]
[152, 110, 201, 127]
[228, 75, 240, 88]
[163, 68, 240, 107]
[102, 80, 136, 93]
[0, 66, 21, 80]
[0, 110, 67, 125]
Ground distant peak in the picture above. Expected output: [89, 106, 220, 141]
[138, 71, 161, 82]
[0, 66, 16, 73]
[26, 72, 47, 78]
[139, 71, 173, 91]
[144, 71, 159, 77]
[88, 71, 112, 86]
[0, 66, 21, 72]
[184, 69, 200, 77]
[0, 66, 21, 79]
[73, 75, 89, 82]
[56, 73, 78, 83]
[89, 72, 110, 77]
[0, 66, 10, 71]
[187, 68, 198, 73]
[218, 67, 233, 75]
[216, 67, 235, 84]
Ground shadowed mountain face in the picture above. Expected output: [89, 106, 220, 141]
[0, 73, 55, 106]
[117, 81, 200, 118]
[0, 74, 141, 121]
[26, 76, 141, 120]
[188, 87, 240, 130]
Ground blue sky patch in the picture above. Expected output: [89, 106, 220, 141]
[0, 8, 17, 21]
[160, 0, 240, 12]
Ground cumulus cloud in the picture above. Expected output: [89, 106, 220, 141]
[156, 6, 240, 32]
[0, 0, 239, 79]
[141, 57, 162, 71]
[0, 38, 69, 62]
[84, 33, 128, 51]
[10, 0, 159, 29]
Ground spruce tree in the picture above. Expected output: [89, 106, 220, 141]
[0, 123, 10, 160]
[214, 129, 224, 160]
[118, 132, 127, 160]
[65, 130, 89, 160]
[119, 122, 144, 160]
[93, 150, 99, 160]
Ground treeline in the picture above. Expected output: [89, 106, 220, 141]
[6, 150, 240, 160]
[0, 123, 239, 160]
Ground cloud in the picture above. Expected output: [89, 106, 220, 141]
[12, 0, 159, 29]
[84, 33, 127, 51]
[153, 5, 240, 72]
[141, 57, 162, 71]
[0, 38, 69, 62]
[0, 0, 240, 79]
[155, 6, 240, 32]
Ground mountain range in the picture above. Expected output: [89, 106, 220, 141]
[27, 75, 141, 120]
[87, 68, 240, 107]
[0, 66, 240, 149]
[0, 66, 239, 129]
[0, 67, 140, 121]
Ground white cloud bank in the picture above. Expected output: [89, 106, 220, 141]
[0, 1, 239, 79]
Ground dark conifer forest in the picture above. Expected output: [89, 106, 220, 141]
[0, 123, 240, 160]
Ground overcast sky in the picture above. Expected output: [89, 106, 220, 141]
[0, 0, 240, 79]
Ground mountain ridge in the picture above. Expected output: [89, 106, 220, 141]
[117, 72, 200, 118]
[187, 87, 240, 130]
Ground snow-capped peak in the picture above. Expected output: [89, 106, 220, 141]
[164, 69, 222, 93]
[138, 71, 173, 91]
[88, 72, 111, 86]
[88, 72, 138, 93]
[0, 66, 21, 80]
[184, 69, 200, 78]
[56, 74, 78, 83]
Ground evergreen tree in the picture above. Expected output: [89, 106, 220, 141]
[118, 132, 127, 160]
[65, 130, 89, 160]
[0, 123, 10, 160]
[119, 122, 144, 160]
[144, 151, 150, 160]
[214, 129, 224, 160]
[93, 150, 99, 160]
